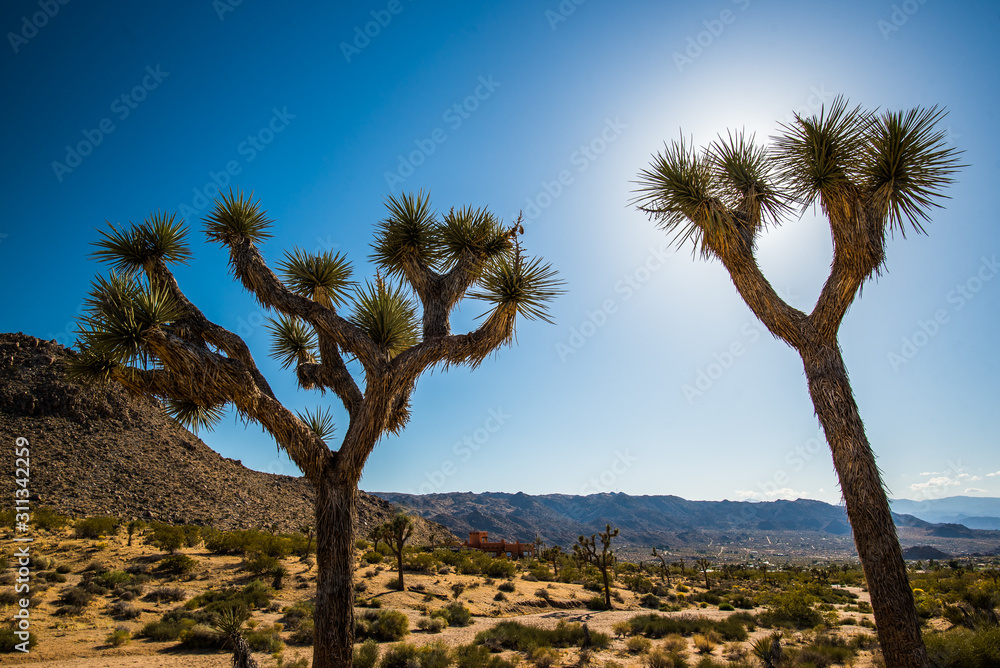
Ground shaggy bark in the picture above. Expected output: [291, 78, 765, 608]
[313, 473, 358, 668]
[801, 340, 928, 666]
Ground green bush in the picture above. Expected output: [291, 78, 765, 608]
[356, 609, 409, 642]
[475, 620, 609, 652]
[626, 612, 751, 641]
[498, 580, 516, 593]
[106, 626, 131, 647]
[431, 601, 472, 627]
[243, 553, 280, 575]
[158, 554, 197, 575]
[33, 506, 71, 531]
[142, 618, 193, 641]
[758, 589, 823, 628]
[485, 557, 517, 579]
[75, 516, 121, 539]
[354, 638, 380, 668]
[0, 626, 36, 652]
[924, 625, 1000, 667]
[179, 623, 224, 649]
[245, 624, 285, 653]
[455, 643, 519, 668]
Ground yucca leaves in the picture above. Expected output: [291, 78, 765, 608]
[266, 315, 318, 369]
[472, 247, 564, 324]
[709, 131, 790, 227]
[204, 190, 273, 246]
[772, 96, 873, 214]
[371, 191, 442, 276]
[861, 106, 961, 236]
[76, 272, 184, 365]
[349, 279, 420, 356]
[440, 205, 511, 267]
[92, 212, 192, 274]
[635, 97, 961, 258]
[297, 406, 336, 442]
[632, 136, 740, 257]
[165, 398, 227, 434]
[278, 248, 354, 308]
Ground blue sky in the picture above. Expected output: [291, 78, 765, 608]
[2, 0, 998, 505]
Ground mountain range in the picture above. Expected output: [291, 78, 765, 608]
[890, 496, 1000, 531]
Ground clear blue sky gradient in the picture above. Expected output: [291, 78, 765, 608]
[2, 1, 998, 505]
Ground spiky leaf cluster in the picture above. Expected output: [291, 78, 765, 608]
[297, 406, 336, 441]
[266, 316, 318, 369]
[73, 272, 183, 372]
[371, 192, 514, 277]
[165, 398, 227, 433]
[204, 190, 273, 246]
[349, 279, 420, 356]
[634, 97, 961, 259]
[92, 212, 192, 274]
[471, 246, 563, 324]
[370, 191, 442, 277]
[278, 248, 354, 307]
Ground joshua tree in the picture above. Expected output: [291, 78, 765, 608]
[651, 546, 671, 586]
[541, 545, 563, 578]
[696, 557, 712, 590]
[634, 97, 961, 667]
[374, 512, 414, 592]
[299, 523, 314, 559]
[212, 605, 260, 668]
[70, 190, 561, 668]
[574, 524, 619, 610]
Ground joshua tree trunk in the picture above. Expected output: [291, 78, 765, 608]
[313, 475, 357, 668]
[801, 340, 927, 666]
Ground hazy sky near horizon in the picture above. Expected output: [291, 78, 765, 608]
[2, 1, 998, 505]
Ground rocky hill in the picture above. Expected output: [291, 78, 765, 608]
[0, 332, 452, 543]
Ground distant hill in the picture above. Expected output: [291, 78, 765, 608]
[375, 490, 1000, 558]
[374, 491, 858, 548]
[902, 545, 953, 560]
[891, 496, 1000, 531]
[0, 332, 452, 543]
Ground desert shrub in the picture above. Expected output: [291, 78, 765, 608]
[179, 623, 224, 649]
[109, 600, 141, 620]
[494, 592, 507, 601]
[644, 647, 685, 668]
[142, 618, 192, 641]
[718, 602, 735, 611]
[245, 623, 284, 653]
[626, 636, 652, 654]
[146, 586, 187, 603]
[290, 618, 314, 645]
[58, 586, 94, 608]
[204, 528, 298, 557]
[758, 589, 823, 628]
[0, 625, 36, 652]
[415, 640, 453, 668]
[417, 616, 448, 633]
[106, 626, 131, 647]
[354, 638, 380, 668]
[75, 516, 121, 539]
[586, 595, 607, 610]
[379, 642, 418, 668]
[454, 643, 519, 668]
[185, 580, 273, 615]
[924, 625, 1000, 667]
[626, 613, 751, 641]
[693, 633, 717, 654]
[356, 609, 409, 642]
[498, 580, 516, 593]
[243, 553, 280, 576]
[431, 601, 472, 627]
[281, 599, 315, 630]
[0, 591, 17, 606]
[641, 592, 661, 609]
[158, 554, 197, 575]
[530, 646, 561, 668]
[42, 571, 67, 583]
[32, 506, 70, 531]
[147, 523, 186, 552]
[475, 620, 609, 652]
[485, 557, 517, 579]
[362, 551, 382, 564]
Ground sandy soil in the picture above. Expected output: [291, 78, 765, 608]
[2, 529, 883, 667]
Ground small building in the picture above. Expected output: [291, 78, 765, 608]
[463, 531, 535, 559]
